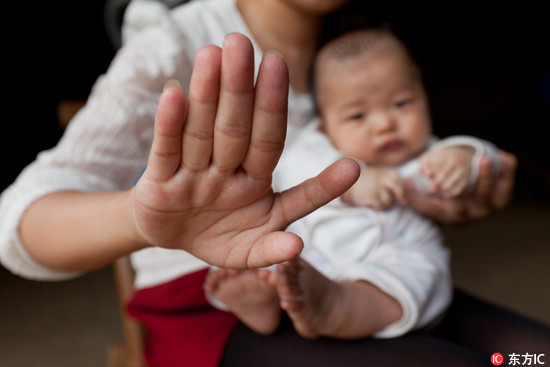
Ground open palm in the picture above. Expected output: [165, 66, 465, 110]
[133, 34, 359, 268]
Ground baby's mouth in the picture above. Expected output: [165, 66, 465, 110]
[380, 139, 403, 151]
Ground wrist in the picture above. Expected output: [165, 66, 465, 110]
[123, 188, 151, 252]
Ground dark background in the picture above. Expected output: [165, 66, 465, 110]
[4, 1, 115, 191]
[3, 1, 549, 201]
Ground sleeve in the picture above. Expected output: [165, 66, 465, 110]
[340, 209, 452, 338]
[428, 135, 500, 188]
[0, 0, 195, 280]
[399, 135, 500, 194]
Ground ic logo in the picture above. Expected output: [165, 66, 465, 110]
[492, 353, 504, 366]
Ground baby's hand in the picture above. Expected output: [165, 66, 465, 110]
[341, 167, 405, 211]
[420, 146, 475, 198]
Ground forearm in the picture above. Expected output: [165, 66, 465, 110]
[19, 190, 148, 273]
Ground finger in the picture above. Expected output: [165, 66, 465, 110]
[465, 157, 495, 220]
[242, 50, 289, 179]
[386, 173, 406, 204]
[493, 150, 517, 209]
[429, 156, 455, 187]
[467, 156, 493, 219]
[430, 166, 446, 188]
[182, 45, 222, 172]
[439, 168, 467, 198]
[212, 33, 255, 174]
[377, 189, 393, 211]
[419, 155, 435, 178]
[276, 158, 360, 226]
[404, 181, 468, 224]
[404, 183, 435, 214]
[146, 84, 187, 182]
[246, 231, 304, 268]
[377, 176, 396, 208]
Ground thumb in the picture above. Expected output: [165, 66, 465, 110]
[276, 158, 360, 226]
[246, 231, 304, 268]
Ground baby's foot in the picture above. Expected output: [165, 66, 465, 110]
[276, 258, 343, 339]
[204, 268, 281, 335]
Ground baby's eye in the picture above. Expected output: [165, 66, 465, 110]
[349, 112, 365, 121]
[395, 99, 411, 108]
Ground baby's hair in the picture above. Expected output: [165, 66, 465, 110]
[310, 24, 422, 117]
[320, 27, 397, 61]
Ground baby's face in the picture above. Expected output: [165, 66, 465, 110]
[317, 45, 432, 166]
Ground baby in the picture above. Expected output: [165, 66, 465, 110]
[313, 27, 498, 210]
[205, 27, 499, 339]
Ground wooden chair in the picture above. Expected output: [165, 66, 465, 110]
[57, 100, 146, 367]
[107, 256, 147, 367]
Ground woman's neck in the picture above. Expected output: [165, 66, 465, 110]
[237, 0, 325, 93]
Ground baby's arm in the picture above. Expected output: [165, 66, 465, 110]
[420, 145, 475, 198]
[341, 166, 406, 211]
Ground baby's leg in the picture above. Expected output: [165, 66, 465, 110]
[204, 268, 281, 335]
[276, 258, 402, 339]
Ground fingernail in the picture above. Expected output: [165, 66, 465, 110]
[223, 32, 242, 44]
[264, 49, 284, 59]
[163, 79, 181, 91]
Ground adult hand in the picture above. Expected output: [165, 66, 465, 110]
[133, 34, 360, 268]
[405, 149, 517, 225]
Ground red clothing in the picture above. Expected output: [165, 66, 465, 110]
[127, 268, 239, 367]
